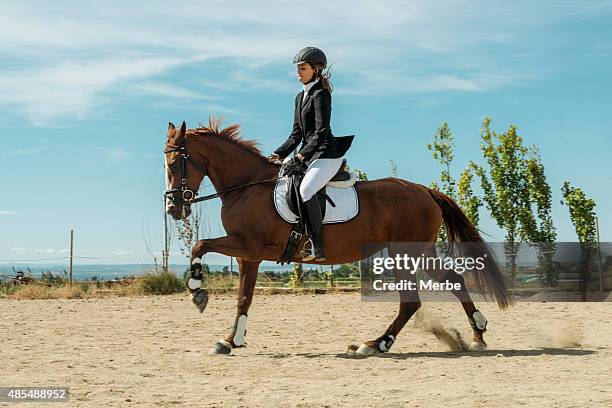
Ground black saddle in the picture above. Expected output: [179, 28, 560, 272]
[286, 174, 328, 220]
[329, 158, 351, 182]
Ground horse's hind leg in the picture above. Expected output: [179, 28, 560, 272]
[355, 248, 421, 356]
[210, 258, 260, 355]
[354, 298, 421, 356]
[423, 246, 488, 351]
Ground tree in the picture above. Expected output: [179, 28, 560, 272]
[427, 122, 482, 248]
[523, 149, 557, 285]
[335, 262, 359, 278]
[427, 122, 455, 246]
[561, 182, 597, 244]
[390, 160, 397, 177]
[427, 122, 456, 200]
[346, 163, 368, 181]
[288, 263, 304, 288]
[561, 181, 597, 289]
[472, 116, 555, 281]
[457, 162, 482, 227]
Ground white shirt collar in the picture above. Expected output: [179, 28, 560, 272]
[302, 78, 319, 95]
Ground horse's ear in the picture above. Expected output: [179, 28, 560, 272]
[174, 121, 187, 144]
[167, 122, 176, 139]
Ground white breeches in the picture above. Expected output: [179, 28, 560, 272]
[299, 157, 344, 202]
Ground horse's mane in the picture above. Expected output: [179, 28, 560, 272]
[187, 116, 267, 162]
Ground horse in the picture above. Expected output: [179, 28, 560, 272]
[163, 118, 513, 356]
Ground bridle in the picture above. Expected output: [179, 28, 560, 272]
[164, 142, 202, 205]
[164, 141, 280, 207]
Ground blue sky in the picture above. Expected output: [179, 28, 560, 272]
[1, 0, 611, 266]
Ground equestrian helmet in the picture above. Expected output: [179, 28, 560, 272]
[293, 47, 327, 68]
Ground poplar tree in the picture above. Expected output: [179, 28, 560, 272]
[472, 116, 555, 281]
[457, 162, 482, 227]
[427, 123, 482, 248]
[427, 122, 456, 200]
[523, 149, 557, 284]
[561, 181, 597, 285]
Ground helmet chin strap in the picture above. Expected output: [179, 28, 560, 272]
[304, 70, 319, 84]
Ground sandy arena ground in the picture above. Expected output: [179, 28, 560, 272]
[1, 293, 611, 407]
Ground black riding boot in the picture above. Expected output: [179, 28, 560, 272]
[299, 195, 326, 262]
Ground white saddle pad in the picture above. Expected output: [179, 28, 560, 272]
[273, 176, 359, 224]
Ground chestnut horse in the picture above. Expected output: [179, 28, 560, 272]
[164, 118, 513, 356]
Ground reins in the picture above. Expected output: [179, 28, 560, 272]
[190, 175, 279, 203]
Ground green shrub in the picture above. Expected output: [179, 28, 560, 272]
[140, 271, 185, 295]
[39, 270, 68, 286]
[0, 282, 18, 297]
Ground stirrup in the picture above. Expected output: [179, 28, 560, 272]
[300, 239, 326, 262]
[300, 238, 316, 261]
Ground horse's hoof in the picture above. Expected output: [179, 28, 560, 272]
[469, 341, 487, 352]
[209, 340, 232, 355]
[191, 288, 209, 313]
[354, 343, 380, 356]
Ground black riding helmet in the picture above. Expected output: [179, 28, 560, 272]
[293, 46, 327, 69]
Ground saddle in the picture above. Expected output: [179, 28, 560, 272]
[284, 158, 354, 218]
[277, 158, 354, 264]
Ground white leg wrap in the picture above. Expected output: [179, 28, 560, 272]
[188, 257, 203, 291]
[378, 335, 395, 352]
[187, 278, 202, 290]
[233, 314, 247, 347]
[472, 310, 487, 331]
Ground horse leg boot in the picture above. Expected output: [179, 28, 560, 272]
[299, 196, 326, 262]
[422, 248, 488, 351]
[188, 234, 251, 313]
[429, 269, 488, 350]
[210, 258, 260, 355]
[187, 258, 208, 313]
[354, 265, 420, 356]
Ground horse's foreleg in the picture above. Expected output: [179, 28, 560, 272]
[187, 234, 254, 312]
[210, 258, 260, 355]
[192, 234, 254, 260]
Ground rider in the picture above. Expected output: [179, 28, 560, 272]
[267, 46, 354, 262]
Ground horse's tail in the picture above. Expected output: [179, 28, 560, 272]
[428, 188, 514, 309]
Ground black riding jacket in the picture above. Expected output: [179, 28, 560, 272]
[273, 80, 353, 163]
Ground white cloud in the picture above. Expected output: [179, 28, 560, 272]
[35, 248, 55, 254]
[8, 148, 43, 155]
[0, 210, 16, 215]
[10, 246, 26, 252]
[105, 148, 131, 161]
[110, 249, 134, 256]
[1, 0, 610, 125]
[130, 82, 216, 100]
[0, 57, 189, 126]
